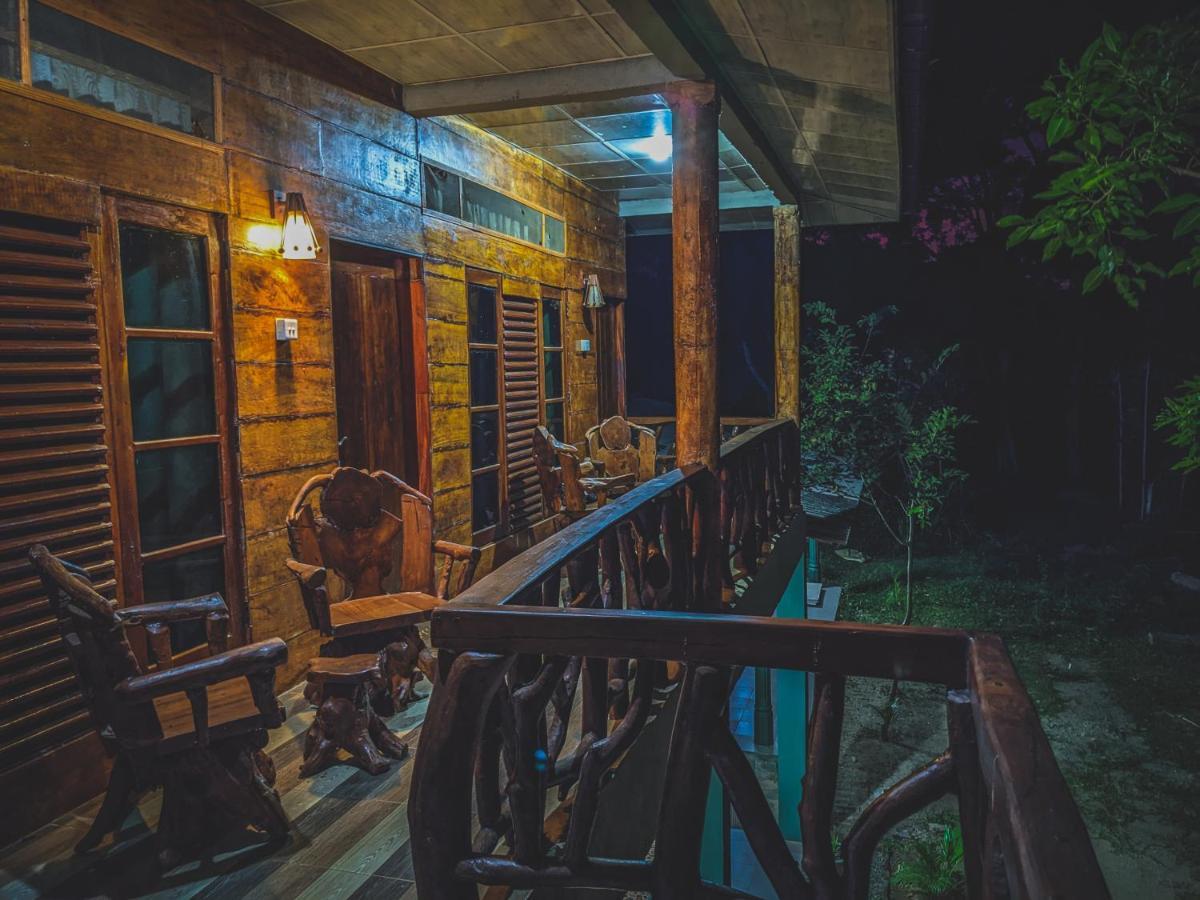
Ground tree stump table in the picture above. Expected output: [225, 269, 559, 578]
[301, 653, 409, 777]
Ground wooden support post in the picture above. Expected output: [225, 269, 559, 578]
[669, 81, 722, 613]
[668, 81, 720, 471]
[773, 204, 801, 424]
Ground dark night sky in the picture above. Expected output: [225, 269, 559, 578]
[626, 0, 1197, 519]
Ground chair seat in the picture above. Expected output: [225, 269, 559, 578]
[306, 652, 382, 685]
[152, 678, 265, 751]
[328, 591, 444, 637]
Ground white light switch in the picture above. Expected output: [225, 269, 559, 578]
[275, 318, 299, 341]
[576, 338, 591, 353]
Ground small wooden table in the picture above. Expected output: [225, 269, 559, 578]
[301, 653, 410, 777]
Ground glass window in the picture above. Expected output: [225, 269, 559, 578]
[120, 224, 210, 329]
[127, 339, 215, 441]
[469, 349, 498, 406]
[545, 216, 565, 253]
[470, 410, 499, 470]
[0, 0, 17, 82]
[424, 165, 462, 219]
[545, 401, 564, 441]
[135, 443, 222, 552]
[542, 299, 561, 348]
[142, 546, 224, 653]
[463, 180, 543, 245]
[544, 350, 563, 401]
[29, 1, 214, 138]
[468, 284, 497, 344]
[472, 470, 500, 531]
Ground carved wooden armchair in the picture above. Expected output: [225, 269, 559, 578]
[28, 545, 289, 869]
[585, 415, 659, 483]
[284, 467, 480, 773]
[533, 425, 635, 516]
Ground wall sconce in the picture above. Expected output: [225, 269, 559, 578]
[582, 273, 606, 309]
[271, 191, 321, 260]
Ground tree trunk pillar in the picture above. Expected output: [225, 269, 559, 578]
[669, 81, 721, 470]
[773, 204, 801, 424]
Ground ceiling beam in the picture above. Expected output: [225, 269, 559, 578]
[606, 0, 804, 206]
[402, 56, 679, 118]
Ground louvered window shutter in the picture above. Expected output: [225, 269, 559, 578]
[501, 294, 542, 526]
[0, 213, 112, 771]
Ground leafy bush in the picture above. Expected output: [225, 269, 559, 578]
[890, 825, 965, 899]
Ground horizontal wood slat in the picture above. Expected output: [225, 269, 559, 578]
[0, 212, 111, 777]
[502, 295, 542, 529]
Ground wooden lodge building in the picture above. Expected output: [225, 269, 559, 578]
[0, 1, 1112, 896]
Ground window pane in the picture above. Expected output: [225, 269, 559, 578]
[463, 180, 543, 245]
[0, 0, 17, 81]
[128, 339, 215, 441]
[469, 349, 498, 406]
[29, 1, 214, 138]
[545, 402, 564, 441]
[472, 470, 500, 532]
[120, 223, 210, 329]
[545, 215, 565, 253]
[544, 350, 563, 400]
[135, 443, 222, 552]
[468, 284, 497, 344]
[142, 546, 224, 653]
[470, 410, 499, 470]
[542, 299, 561, 347]
[424, 165, 462, 218]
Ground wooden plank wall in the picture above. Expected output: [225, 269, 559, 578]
[0, 0, 626, 690]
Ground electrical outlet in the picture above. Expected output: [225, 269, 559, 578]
[576, 338, 592, 353]
[275, 317, 299, 341]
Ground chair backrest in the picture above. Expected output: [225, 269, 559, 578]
[28, 545, 142, 739]
[286, 468, 434, 627]
[585, 415, 657, 482]
[533, 426, 563, 515]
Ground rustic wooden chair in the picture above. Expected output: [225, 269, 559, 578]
[284, 467, 479, 775]
[585, 415, 659, 483]
[533, 425, 635, 516]
[27, 545, 290, 869]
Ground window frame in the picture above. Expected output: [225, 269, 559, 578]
[466, 269, 503, 543]
[422, 161, 567, 256]
[101, 196, 241, 657]
[0, 0, 222, 147]
[540, 288, 566, 442]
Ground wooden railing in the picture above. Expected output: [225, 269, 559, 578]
[408, 419, 1108, 899]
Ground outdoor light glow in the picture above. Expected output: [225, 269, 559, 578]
[246, 222, 283, 252]
[280, 192, 320, 260]
[629, 113, 671, 162]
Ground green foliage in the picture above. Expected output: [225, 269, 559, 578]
[890, 826, 966, 899]
[1155, 376, 1200, 472]
[801, 302, 970, 534]
[999, 16, 1200, 306]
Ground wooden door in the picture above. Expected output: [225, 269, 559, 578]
[331, 260, 410, 478]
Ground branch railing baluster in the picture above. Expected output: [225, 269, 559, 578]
[409, 419, 1108, 899]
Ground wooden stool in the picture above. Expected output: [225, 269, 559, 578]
[301, 653, 409, 777]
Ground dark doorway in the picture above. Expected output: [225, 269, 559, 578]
[330, 243, 428, 492]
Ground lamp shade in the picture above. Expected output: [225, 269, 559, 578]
[582, 273, 606, 309]
[280, 192, 320, 260]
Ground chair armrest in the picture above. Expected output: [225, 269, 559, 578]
[434, 540, 482, 600]
[117, 594, 228, 625]
[581, 473, 637, 508]
[285, 558, 327, 589]
[117, 594, 231, 663]
[286, 559, 332, 634]
[115, 638, 288, 703]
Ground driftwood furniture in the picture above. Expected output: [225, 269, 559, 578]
[533, 425, 635, 517]
[285, 467, 479, 774]
[27, 545, 290, 869]
[409, 419, 1109, 900]
[584, 415, 659, 483]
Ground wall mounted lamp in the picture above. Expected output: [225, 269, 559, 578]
[582, 273, 606, 309]
[271, 190, 321, 260]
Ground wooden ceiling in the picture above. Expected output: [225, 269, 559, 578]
[249, 0, 902, 226]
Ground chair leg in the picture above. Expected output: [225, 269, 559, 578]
[380, 628, 427, 710]
[301, 692, 390, 777]
[75, 753, 138, 853]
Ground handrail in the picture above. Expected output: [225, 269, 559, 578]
[411, 416, 1108, 899]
